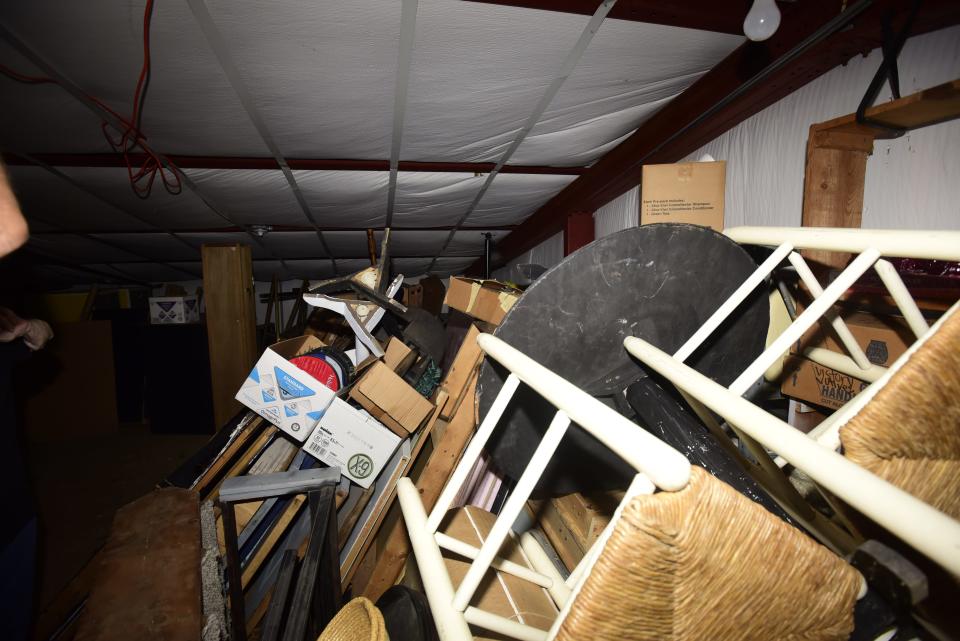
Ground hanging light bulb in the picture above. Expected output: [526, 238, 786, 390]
[743, 0, 781, 41]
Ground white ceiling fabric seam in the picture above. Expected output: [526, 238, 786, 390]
[427, 0, 618, 272]
[185, 0, 337, 272]
[385, 0, 421, 228]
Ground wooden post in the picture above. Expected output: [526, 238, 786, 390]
[202, 244, 258, 430]
[800, 127, 874, 270]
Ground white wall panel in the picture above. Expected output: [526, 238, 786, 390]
[594, 186, 638, 238]
[683, 26, 960, 231]
[492, 230, 563, 282]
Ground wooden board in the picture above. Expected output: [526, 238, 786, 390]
[202, 243, 259, 430]
[439, 324, 483, 420]
[800, 130, 869, 269]
[816, 78, 960, 138]
[360, 378, 479, 601]
[525, 499, 584, 572]
[241, 494, 307, 587]
[800, 78, 960, 270]
[195, 416, 265, 499]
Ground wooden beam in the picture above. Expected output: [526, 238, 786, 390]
[202, 244, 259, 429]
[800, 78, 960, 269]
[462, 0, 750, 35]
[485, 0, 960, 270]
[360, 377, 479, 602]
[2, 152, 587, 175]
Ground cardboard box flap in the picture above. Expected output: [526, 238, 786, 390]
[350, 362, 434, 436]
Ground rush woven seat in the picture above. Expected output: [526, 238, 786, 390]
[840, 308, 960, 519]
[316, 597, 388, 641]
[555, 466, 862, 641]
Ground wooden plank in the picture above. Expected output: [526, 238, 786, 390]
[337, 485, 374, 551]
[195, 416, 265, 499]
[550, 490, 623, 553]
[360, 379, 478, 601]
[800, 128, 870, 270]
[210, 426, 279, 503]
[241, 494, 307, 587]
[440, 324, 482, 420]
[525, 499, 584, 572]
[817, 78, 960, 137]
[202, 243, 259, 429]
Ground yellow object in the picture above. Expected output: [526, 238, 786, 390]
[317, 597, 388, 641]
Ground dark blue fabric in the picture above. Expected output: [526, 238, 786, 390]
[0, 518, 37, 641]
[0, 340, 34, 549]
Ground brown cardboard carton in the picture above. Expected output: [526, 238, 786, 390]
[383, 336, 416, 375]
[793, 311, 913, 367]
[441, 506, 557, 638]
[444, 277, 521, 326]
[350, 361, 435, 437]
[781, 355, 869, 410]
[640, 161, 725, 231]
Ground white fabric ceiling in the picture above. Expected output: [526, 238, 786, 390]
[0, 0, 743, 286]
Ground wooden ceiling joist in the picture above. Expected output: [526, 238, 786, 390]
[481, 0, 960, 273]
[1, 153, 587, 175]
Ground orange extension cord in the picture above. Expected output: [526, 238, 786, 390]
[1, 0, 182, 198]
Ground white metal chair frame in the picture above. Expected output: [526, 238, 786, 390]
[397, 226, 960, 641]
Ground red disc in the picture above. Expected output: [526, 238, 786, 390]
[290, 355, 340, 392]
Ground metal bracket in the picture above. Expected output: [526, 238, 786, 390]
[854, 1, 921, 137]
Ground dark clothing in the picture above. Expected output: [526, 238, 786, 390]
[0, 518, 37, 641]
[0, 340, 34, 548]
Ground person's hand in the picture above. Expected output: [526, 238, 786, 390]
[0, 307, 29, 343]
[23, 319, 53, 350]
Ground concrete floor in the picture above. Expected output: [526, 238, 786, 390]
[26, 424, 209, 614]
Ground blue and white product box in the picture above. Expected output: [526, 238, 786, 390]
[303, 397, 402, 489]
[149, 296, 201, 324]
[235, 336, 336, 442]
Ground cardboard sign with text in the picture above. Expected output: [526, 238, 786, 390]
[640, 161, 725, 231]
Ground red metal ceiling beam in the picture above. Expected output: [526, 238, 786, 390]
[29, 224, 517, 234]
[2, 153, 587, 175]
[462, 0, 751, 35]
[481, 0, 960, 273]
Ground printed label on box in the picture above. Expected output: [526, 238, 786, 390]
[303, 398, 401, 488]
[235, 346, 335, 442]
[149, 296, 200, 325]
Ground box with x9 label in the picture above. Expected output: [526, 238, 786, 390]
[303, 397, 402, 488]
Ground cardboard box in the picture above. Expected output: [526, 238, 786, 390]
[383, 336, 416, 375]
[349, 361, 435, 437]
[442, 506, 557, 637]
[793, 311, 913, 367]
[444, 277, 521, 326]
[640, 161, 725, 231]
[302, 397, 402, 488]
[781, 355, 869, 410]
[235, 336, 336, 441]
[149, 296, 200, 324]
